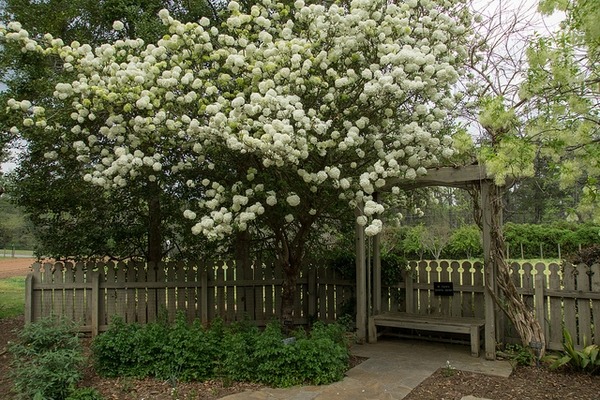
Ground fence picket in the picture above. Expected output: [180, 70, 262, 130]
[31, 263, 42, 321]
[127, 262, 137, 323]
[461, 261, 474, 317]
[41, 262, 52, 317]
[136, 264, 147, 324]
[115, 263, 127, 322]
[73, 262, 85, 325]
[440, 261, 450, 316]
[417, 260, 429, 315]
[592, 264, 600, 345]
[563, 263, 578, 344]
[548, 263, 562, 350]
[450, 261, 461, 317]
[473, 261, 484, 319]
[52, 263, 65, 317]
[187, 263, 196, 323]
[64, 262, 74, 321]
[156, 262, 166, 318]
[103, 262, 115, 324]
[522, 263, 534, 310]
[576, 264, 592, 346]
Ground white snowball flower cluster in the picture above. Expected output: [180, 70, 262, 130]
[365, 219, 383, 237]
[2, 0, 471, 240]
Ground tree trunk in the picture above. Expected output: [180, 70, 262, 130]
[235, 230, 251, 315]
[281, 258, 299, 330]
[274, 226, 307, 331]
[147, 181, 162, 264]
[474, 184, 546, 358]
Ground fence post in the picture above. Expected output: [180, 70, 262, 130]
[24, 274, 33, 324]
[534, 272, 545, 347]
[91, 271, 100, 337]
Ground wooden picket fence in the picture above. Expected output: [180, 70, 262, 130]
[25, 259, 600, 350]
[379, 260, 600, 350]
[24, 260, 354, 336]
[380, 260, 486, 319]
[506, 261, 600, 350]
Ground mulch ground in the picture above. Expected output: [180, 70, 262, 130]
[404, 365, 600, 400]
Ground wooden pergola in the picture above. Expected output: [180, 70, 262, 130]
[354, 165, 501, 360]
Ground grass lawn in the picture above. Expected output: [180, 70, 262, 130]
[0, 249, 34, 258]
[0, 276, 26, 319]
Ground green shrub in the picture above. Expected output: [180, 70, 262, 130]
[9, 316, 85, 400]
[503, 344, 535, 366]
[65, 387, 104, 400]
[159, 316, 225, 381]
[91, 317, 143, 377]
[233, 321, 349, 387]
[220, 321, 260, 382]
[92, 317, 350, 387]
[546, 329, 600, 374]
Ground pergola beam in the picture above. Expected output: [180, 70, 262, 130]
[381, 165, 489, 191]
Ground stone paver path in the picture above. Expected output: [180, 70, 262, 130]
[222, 338, 512, 400]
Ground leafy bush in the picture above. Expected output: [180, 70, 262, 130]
[546, 329, 600, 374]
[90, 316, 143, 377]
[220, 321, 260, 382]
[92, 317, 350, 387]
[9, 316, 85, 400]
[66, 387, 104, 400]
[502, 344, 535, 366]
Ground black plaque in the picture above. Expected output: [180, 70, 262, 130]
[434, 282, 454, 296]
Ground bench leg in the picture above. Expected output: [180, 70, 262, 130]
[368, 317, 378, 344]
[470, 325, 480, 357]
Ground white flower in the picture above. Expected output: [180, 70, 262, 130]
[266, 195, 277, 206]
[356, 215, 368, 226]
[365, 219, 383, 236]
[183, 210, 197, 220]
[112, 21, 124, 31]
[286, 194, 301, 207]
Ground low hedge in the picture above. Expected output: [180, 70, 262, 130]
[91, 315, 350, 387]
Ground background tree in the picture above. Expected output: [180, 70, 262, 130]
[457, 0, 550, 354]
[421, 221, 452, 260]
[523, 0, 599, 222]
[445, 224, 482, 259]
[462, 0, 598, 356]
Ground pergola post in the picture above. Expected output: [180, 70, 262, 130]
[373, 192, 382, 316]
[355, 202, 367, 342]
[481, 181, 497, 360]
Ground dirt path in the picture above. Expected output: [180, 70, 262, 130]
[0, 258, 35, 279]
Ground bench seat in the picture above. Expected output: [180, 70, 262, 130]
[372, 312, 485, 357]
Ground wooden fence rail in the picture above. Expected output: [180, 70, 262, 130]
[25, 260, 600, 351]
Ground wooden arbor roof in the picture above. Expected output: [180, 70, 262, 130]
[355, 164, 500, 360]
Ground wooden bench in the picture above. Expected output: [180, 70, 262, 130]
[371, 312, 485, 357]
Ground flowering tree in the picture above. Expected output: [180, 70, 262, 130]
[0, 0, 220, 261]
[2, 0, 471, 322]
